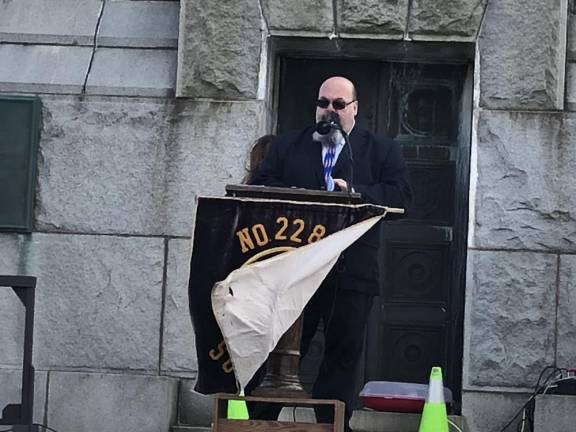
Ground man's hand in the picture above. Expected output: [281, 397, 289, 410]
[333, 178, 348, 191]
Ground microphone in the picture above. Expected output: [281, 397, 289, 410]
[315, 112, 341, 135]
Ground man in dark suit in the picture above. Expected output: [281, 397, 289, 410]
[250, 76, 412, 431]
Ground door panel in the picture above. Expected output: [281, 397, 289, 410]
[276, 57, 469, 407]
[278, 58, 381, 133]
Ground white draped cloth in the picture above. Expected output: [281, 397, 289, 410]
[211, 213, 386, 392]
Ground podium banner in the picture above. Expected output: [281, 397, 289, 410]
[188, 196, 385, 394]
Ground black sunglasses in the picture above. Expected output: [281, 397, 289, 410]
[316, 98, 356, 110]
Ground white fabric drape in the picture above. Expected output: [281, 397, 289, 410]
[211, 214, 385, 392]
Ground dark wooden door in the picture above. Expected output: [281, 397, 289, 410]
[277, 58, 470, 408]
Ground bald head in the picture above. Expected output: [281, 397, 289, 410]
[318, 77, 357, 101]
[316, 76, 358, 134]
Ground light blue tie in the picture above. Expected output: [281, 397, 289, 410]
[323, 144, 336, 191]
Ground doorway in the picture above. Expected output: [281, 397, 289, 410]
[276, 56, 472, 409]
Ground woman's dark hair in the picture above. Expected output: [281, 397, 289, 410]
[243, 134, 276, 184]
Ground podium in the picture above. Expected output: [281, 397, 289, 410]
[187, 185, 403, 431]
[225, 185, 367, 398]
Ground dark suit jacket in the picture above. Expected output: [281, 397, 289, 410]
[250, 125, 412, 295]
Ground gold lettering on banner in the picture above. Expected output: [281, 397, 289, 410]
[252, 224, 269, 246]
[308, 224, 327, 243]
[290, 219, 305, 243]
[275, 217, 289, 240]
[237, 218, 328, 253]
[209, 340, 233, 374]
[222, 359, 234, 373]
[209, 340, 227, 361]
[236, 228, 255, 253]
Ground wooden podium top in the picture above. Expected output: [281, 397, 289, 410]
[225, 184, 364, 204]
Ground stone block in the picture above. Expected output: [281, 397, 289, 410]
[465, 250, 556, 387]
[478, 0, 568, 110]
[474, 111, 576, 251]
[0, 233, 164, 370]
[36, 96, 172, 236]
[47, 371, 178, 432]
[336, 0, 408, 38]
[98, 0, 179, 48]
[0, 237, 31, 367]
[178, 379, 212, 427]
[261, 0, 333, 33]
[534, 395, 576, 432]
[162, 239, 197, 375]
[557, 255, 576, 367]
[0, 369, 47, 424]
[462, 390, 531, 432]
[177, 0, 261, 99]
[86, 48, 177, 97]
[0, 45, 91, 94]
[36, 96, 264, 237]
[0, 0, 100, 45]
[0, 287, 25, 367]
[408, 0, 487, 41]
[164, 100, 265, 235]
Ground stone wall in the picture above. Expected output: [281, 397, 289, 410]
[0, 1, 263, 431]
[2, 0, 575, 431]
[462, 2, 575, 431]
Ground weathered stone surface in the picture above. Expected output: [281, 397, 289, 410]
[161, 239, 197, 375]
[98, 0, 179, 48]
[0, 276, 25, 366]
[261, 0, 333, 33]
[177, 0, 261, 99]
[408, 0, 487, 40]
[0, 236, 31, 367]
[165, 100, 265, 235]
[336, 0, 408, 37]
[47, 372, 178, 432]
[534, 395, 576, 432]
[558, 255, 576, 366]
[462, 390, 531, 432]
[86, 48, 177, 96]
[478, 0, 567, 109]
[465, 250, 556, 387]
[0, 0, 99, 45]
[36, 96, 264, 237]
[178, 379, 212, 427]
[474, 111, 576, 251]
[0, 369, 47, 423]
[36, 96, 172, 235]
[0, 233, 164, 370]
[0, 45, 91, 94]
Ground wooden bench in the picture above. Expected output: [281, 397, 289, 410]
[213, 393, 345, 432]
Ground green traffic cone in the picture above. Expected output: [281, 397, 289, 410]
[418, 367, 449, 432]
[227, 399, 249, 420]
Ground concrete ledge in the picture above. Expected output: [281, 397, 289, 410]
[0, 45, 91, 94]
[0, 0, 100, 46]
[98, 0, 179, 48]
[351, 410, 465, 432]
[534, 394, 576, 432]
[172, 428, 210, 432]
[47, 371, 178, 432]
[0, 368, 47, 424]
[85, 48, 177, 97]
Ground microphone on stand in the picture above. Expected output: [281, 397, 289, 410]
[315, 112, 341, 135]
[315, 113, 355, 201]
